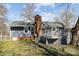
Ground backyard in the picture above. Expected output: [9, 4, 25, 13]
[0, 40, 79, 56]
[0, 40, 47, 56]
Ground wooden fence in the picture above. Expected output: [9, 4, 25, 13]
[0, 35, 10, 40]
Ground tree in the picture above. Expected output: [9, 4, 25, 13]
[0, 5, 8, 40]
[58, 4, 75, 29]
[53, 4, 74, 45]
[57, 4, 75, 45]
[22, 3, 36, 22]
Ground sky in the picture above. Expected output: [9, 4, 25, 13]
[2, 3, 79, 22]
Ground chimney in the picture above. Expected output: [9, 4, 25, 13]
[35, 15, 43, 37]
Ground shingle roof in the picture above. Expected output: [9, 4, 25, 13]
[10, 21, 34, 26]
[42, 22, 64, 28]
[10, 21, 64, 28]
[70, 17, 79, 28]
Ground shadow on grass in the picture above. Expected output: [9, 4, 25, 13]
[33, 42, 73, 56]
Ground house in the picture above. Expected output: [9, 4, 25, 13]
[10, 21, 35, 41]
[10, 15, 42, 41]
[39, 22, 65, 45]
[10, 15, 68, 45]
[71, 18, 79, 46]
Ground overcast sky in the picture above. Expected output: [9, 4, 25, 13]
[2, 3, 79, 22]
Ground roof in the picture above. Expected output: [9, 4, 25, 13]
[73, 18, 79, 28]
[10, 21, 34, 27]
[10, 21, 64, 28]
[70, 17, 79, 28]
[42, 22, 64, 28]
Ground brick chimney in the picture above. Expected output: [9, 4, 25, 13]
[35, 15, 43, 37]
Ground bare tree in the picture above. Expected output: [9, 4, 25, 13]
[57, 4, 76, 45]
[22, 3, 36, 22]
[0, 4, 8, 40]
[58, 4, 75, 29]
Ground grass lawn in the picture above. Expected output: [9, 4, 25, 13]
[49, 44, 79, 56]
[0, 40, 47, 56]
[0, 40, 79, 56]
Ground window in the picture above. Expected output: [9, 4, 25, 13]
[12, 31, 23, 37]
[45, 27, 51, 30]
[53, 28, 55, 31]
[11, 27, 24, 30]
[25, 30, 27, 33]
[25, 27, 34, 35]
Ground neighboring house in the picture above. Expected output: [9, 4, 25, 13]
[71, 18, 79, 46]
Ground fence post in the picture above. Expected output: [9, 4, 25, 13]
[10, 31, 12, 40]
[1, 32, 2, 40]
